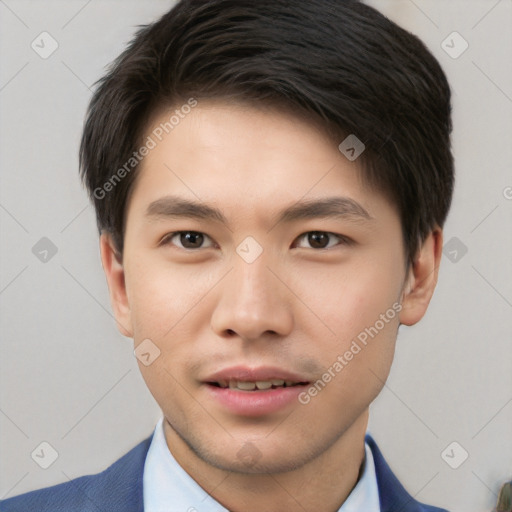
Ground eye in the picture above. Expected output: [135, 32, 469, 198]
[161, 231, 215, 250]
[294, 231, 352, 250]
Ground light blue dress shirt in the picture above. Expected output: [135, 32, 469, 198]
[143, 417, 381, 512]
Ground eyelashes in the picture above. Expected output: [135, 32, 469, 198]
[294, 231, 353, 250]
[161, 231, 215, 250]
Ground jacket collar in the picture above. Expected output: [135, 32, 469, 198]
[365, 434, 443, 512]
[86, 434, 153, 512]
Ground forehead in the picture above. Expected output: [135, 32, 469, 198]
[126, 100, 396, 228]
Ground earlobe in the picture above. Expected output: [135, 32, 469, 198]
[399, 228, 443, 326]
[99, 233, 134, 337]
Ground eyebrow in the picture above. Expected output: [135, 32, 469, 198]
[145, 195, 373, 228]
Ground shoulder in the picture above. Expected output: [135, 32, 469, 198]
[0, 435, 153, 512]
[365, 434, 450, 512]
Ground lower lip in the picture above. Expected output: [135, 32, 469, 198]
[204, 384, 307, 417]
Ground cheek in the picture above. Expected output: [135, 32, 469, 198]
[303, 260, 403, 343]
[299, 258, 403, 390]
[125, 258, 213, 340]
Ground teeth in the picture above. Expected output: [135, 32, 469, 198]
[236, 381, 256, 391]
[217, 379, 299, 390]
[255, 381, 272, 390]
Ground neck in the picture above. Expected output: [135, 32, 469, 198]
[163, 410, 369, 512]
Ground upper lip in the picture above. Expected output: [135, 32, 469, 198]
[204, 366, 310, 384]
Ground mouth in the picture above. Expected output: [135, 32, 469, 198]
[203, 367, 311, 416]
[207, 379, 309, 391]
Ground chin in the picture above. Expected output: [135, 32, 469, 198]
[200, 445, 314, 475]
[178, 427, 329, 475]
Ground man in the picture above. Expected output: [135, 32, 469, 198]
[0, 0, 453, 510]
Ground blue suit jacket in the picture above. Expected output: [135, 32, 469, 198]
[0, 434, 448, 511]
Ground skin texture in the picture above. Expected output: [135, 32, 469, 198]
[100, 100, 442, 512]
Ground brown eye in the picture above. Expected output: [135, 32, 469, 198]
[163, 231, 214, 250]
[307, 232, 330, 249]
[295, 231, 351, 250]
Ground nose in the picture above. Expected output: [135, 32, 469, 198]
[210, 253, 294, 342]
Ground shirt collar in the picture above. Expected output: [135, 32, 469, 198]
[143, 417, 380, 512]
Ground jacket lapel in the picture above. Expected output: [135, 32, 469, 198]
[366, 434, 429, 512]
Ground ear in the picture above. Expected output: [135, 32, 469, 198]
[399, 227, 443, 326]
[99, 232, 134, 337]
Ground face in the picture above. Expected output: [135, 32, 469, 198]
[101, 100, 440, 474]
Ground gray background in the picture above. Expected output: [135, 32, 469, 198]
[0, 1, 511, 511]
